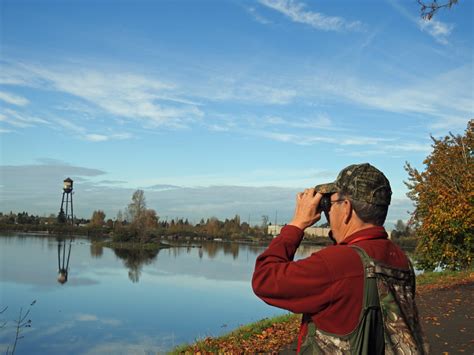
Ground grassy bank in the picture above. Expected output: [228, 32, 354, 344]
[416, 268, 474, 289]
[171, 268, 474, 354]
[170, 313, 300, 354]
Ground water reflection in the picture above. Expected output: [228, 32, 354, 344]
[1, 234, 327, 354]
[112, 248, 160, 283]
[168, 242, 264, 260]
[57, 238, 73, 284]
[103, 241, 322, 284]
[222, 243, 239, 259]
[90, 243, 103, 258]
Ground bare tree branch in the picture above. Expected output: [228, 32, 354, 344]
[417, 0, 459, 20]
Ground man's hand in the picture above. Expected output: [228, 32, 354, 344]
[288, 188, 322, 231]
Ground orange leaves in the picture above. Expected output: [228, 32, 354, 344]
[176, 315, 301, 354]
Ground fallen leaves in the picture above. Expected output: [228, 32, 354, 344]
[176, 315, 301, 354]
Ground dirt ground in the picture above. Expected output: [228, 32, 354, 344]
[280, 281, 474, 354]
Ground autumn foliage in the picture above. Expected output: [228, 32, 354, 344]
[405, 120, 473, 271]
[173, 313, 301, 354]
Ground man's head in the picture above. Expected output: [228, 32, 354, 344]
[315, 163, 392, 240]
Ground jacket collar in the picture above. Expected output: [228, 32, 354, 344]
[338, 226, 388, 245]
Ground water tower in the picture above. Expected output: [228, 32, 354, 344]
[58, 177, 74, 225]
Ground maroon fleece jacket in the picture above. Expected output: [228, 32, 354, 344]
[252, 225, 410, 335]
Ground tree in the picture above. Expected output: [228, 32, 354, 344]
[106, 219, 114, 229]
[405, 120, 473, 270]
[392, 219, 412, 239]
[57, 210, 66, 224]
[143, 209, 159, 229]
[417, 0, 459, 20]
[395, 219, 406, 232]
[90, 210, 106, 227]
[126, 190, 146, 223]
[122, 189, 161, 240]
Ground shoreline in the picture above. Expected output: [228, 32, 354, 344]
[0, 229, 334, 247]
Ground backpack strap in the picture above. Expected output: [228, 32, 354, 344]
[348, 245, 385, 354]
[349, 245, 380, 311]
[349, 245, 376, 278]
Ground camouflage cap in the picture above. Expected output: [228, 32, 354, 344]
[315, 163, 392, 205]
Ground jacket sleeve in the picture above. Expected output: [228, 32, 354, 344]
[252, 225, 335, 315]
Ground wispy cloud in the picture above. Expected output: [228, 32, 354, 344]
[0, 91, 29, 106]
[205, 79, 297, 105]
[259, 130, 395, 147]
[76, 314, 99, 322]
[75, 313, 122, 326]
[337, 141, 432, 157]
[83, 133, 132, 142]
[1, 55, 469, 141]
[386, 142, 431, 153]
[305, 65, 472, 128]
[1, 108, 49, 128]
[2, 62, 204, 129]
[418, 18, 453, 45]
[258, 130, 431, 154]
[261, 131, 298, 143]
[246, 6, 272, 25]
[55, 117, 86, 134]
[258, 0, 364, 32]
[54, 118, 133, 142]
[265, 113, 335, 130]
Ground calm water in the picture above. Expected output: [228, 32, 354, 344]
[0, 233, 321, 354]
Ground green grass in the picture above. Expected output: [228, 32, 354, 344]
[416, 267, 473, 286]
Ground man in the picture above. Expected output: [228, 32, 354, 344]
[252, 163, 427, 354]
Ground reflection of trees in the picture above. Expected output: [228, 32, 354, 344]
[223, 243, 239, 260]
[171, 247, 182, 258]
[196, 242, 265, 260]
[202, 242, 219, 259]
[248, 244, 263, 255]
[90, 243, 103, 258]
[113, 248, 160, 283]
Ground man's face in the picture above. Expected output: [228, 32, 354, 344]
[328, 193, 346, 242]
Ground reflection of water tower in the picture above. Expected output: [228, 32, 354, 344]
[57, 240, 71, 284]
[56, 177, 75, 284]
[58, 178, 74, 225]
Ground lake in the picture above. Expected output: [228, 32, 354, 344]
[0, 233, 322, 354]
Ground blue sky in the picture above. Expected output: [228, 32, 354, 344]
[0, 0, 472, 227]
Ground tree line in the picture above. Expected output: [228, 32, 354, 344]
[104, 190, 270, 242]
[0, 191, 271, 241]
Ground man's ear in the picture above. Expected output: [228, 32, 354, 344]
[343, 200, 352, 224]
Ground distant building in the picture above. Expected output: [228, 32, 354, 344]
[269, 225, 392, 239]
[268, 225, 330, 238]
